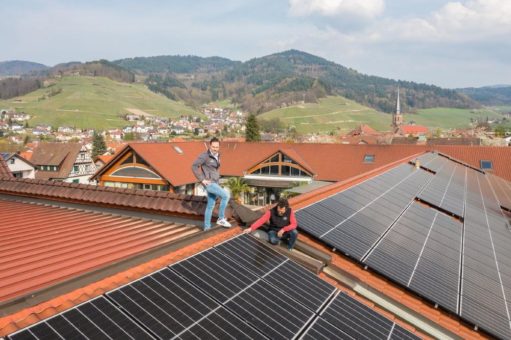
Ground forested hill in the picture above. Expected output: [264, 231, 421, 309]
[458, 85, 511, 106]
[114, 50, 479, 114]
[0, 60, 49, 76]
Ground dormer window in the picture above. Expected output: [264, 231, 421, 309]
[480, 160, 493, 170]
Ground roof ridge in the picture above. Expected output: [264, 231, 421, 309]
[0, 178, 210, 217]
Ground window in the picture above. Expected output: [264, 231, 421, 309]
[9, 158, 15, 164]
[363, 154, 375, 163]
[72, 179, 79, 183]
[73, 165, 79, 172]
[121, 155, 134, 165]
[480, 160, 493, 170]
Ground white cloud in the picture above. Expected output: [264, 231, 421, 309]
[288, 0, 384, 19]
[376, 0, 511, 43]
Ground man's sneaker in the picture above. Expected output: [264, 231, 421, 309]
[216, 218, 232, 228]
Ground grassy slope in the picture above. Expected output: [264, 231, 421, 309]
[260, 97, 507, 133]
[411, 107, 503, 129]
[259, 96, 392, 134]
[0, 76, 200, 129]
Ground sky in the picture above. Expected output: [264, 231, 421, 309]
[1, 0, 510, 88]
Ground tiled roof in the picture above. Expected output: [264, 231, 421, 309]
[347, 124, 378, 136]
[399, 125, 429, 134]
[97, 142, 429, 185]
[96, 155, 113, 164]
[0, 178, 213, 218]
[31, 142, 82, 180]
[0, 157, 13, 179]
[0, 153, 493, 339]
[0, 198, 201, 305]
[432, 145, 511, 181]
[18, 151, 32, 161]
[427, 137, 481, 145]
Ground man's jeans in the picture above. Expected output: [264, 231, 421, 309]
[268, 229, 298, 250]
[204, 183, 230, 230]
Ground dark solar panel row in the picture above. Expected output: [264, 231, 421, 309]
[297, 152, 511, 339]
[412, 153, 438, 167]
[417, 162, 466, 218]
[8, 296, 154, 340]
[460, 171, 511, 339]
[415, 154, 449, 173]
[364, 202, 462, 314]
[8, 234, 423, 340]
[487, 173, 511, 210]
[297, 164, 433, 261]
[301, 292, 421, 340]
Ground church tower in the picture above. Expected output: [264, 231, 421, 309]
[392, 86, 403, 129]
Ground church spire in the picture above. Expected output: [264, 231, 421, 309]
[396, 86, 400, 115]
[392, 86, 403, 129]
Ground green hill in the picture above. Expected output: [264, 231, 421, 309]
[114, 50, 479, 115]
[258, 96, 392, 134]
[259, 97, 506, 134]
[0, 60, 49, 76]
[0, 76, 199, 129]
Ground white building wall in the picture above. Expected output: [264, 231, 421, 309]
[7, 158, 35, 178]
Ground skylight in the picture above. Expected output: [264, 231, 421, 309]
[480, 160, 493, 170]
[363, 154, 375, 163]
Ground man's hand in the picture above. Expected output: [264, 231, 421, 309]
[243, 228, 252, 234]
[202, 179, 212, 186]
[277, 229, 285, 238]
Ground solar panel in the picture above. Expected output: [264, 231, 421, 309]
[170, 248, 260, 303]
[174, 307, 266, 340]
[300, 292, 419, 340]
[296, 151, 511, 339]
[8, 296, 153, 340]
[226, 279, 316, 340]
[106, 268, 219, 339]
[172, 235, 336, 339]
[214, 234, 287, 276]
[460, 170, 511, 339]
[301, 318, 353, 340]
[313, 168, 433, 260]
[262, 260, 336, 312]
[417, 162, 465, 218]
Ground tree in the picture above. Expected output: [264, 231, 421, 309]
[245, 113, 260, 141]
[226, 177, 249, 203]
[494, 125, 506, 137]
[92, 131, 107, 158]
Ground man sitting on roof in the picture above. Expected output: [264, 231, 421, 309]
[243, 198, 298, 250]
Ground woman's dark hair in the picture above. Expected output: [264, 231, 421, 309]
[277, 198, 289, 208]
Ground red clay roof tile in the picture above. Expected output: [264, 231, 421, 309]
[0, 198, 201, 305]
[0, 157, 13, 179]
[0, 177, 218, 218]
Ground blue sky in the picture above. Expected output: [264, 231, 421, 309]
[1, 0, 510, 88]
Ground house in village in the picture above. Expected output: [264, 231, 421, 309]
[0, 153, 35, 179]
[92, 141, 511, 206]
[30, 142, 97, 184]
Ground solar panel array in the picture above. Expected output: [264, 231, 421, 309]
[301, 292, 421, 340]
[297, 152, 511, 339]
[8, 234, 419, 340]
